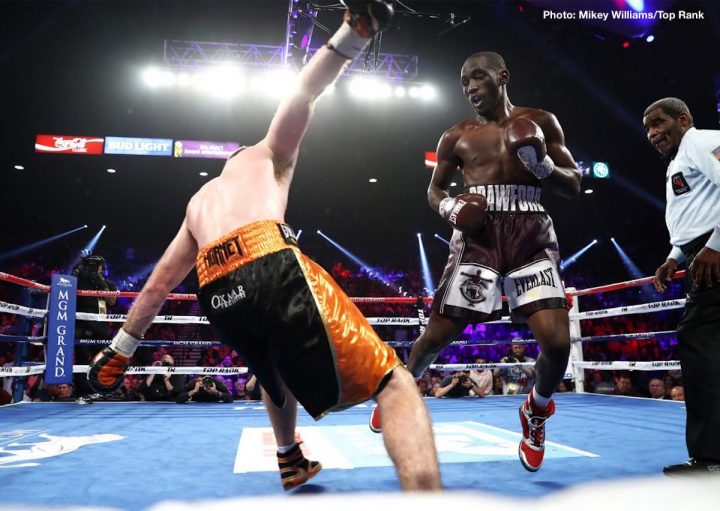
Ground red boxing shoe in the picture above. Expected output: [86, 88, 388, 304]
[369, 405, 382, 433]
[518, 396, 555, 472]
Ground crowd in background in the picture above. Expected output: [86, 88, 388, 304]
[0, 251, 687, 404]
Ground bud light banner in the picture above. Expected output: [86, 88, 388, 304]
[104, 136, 173, 156]
[35, 134, 105, 155]
[174, 140, 241, 159]
[45, 274, 77, 384]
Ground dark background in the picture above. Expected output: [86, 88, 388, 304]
[2, 0, 718, 285]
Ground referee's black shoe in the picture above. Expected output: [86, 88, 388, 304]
[663, 458, 720, 477]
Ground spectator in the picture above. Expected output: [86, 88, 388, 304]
[244, 373, 261, 401]
[434, 371, 485, 398]
[614, 371, 640, 397]
[671, 386, 686, 402]
[493, 342, 535, 395]
[648, 377, 668, 399]
[139, 354, 184, 401]
[468, 358, 493, 396]
[176, 375, 233, 404]
[71, 255, 118, 396]
[52, 383, 76, 402]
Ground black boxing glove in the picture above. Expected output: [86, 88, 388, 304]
[329, 1, 394, 60]
[341, 1, 394, 36]
[438, 193, 488, 235]
[505, 118, 554, 179]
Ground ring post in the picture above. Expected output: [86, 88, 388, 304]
[566, 288, 585, 393]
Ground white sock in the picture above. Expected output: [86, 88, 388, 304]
[531, 387, 550, 408]
[277, 443, 296, 454]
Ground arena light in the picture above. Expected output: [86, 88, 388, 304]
[0, 225, 87, 263]
[419, 84, 437, 101]
[610, 237, 645, 280]
[559, 239, 598, 271]
[611, 237, 660, 300]
[394, 86, 406, 98]
[317, 230, 393, 287]
[348, 76, 392, 100]
[625, 0, 644, 12]
[122, 262, 156, 290]
[195, 65, 246, 99]
[142, 67, 175, 88]
[369, 178, 378, 183]
[417, 233, 436, 292]
[296, 229, 302, 241]
[107, 168, 116, 174]
[584, 189, 594, 194]
[199, 171, 208, 177]
[434, 233, 450, 245]
[592, 161, 611, 179]
[176, 72, 192, 87]
[80, 225, 107, 259]
[250, 68, 298, 99]
[14, 164, 24, 170]
[645, 34, 655, 43]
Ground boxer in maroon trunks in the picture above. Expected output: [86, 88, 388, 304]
[370, 51, 581, 473]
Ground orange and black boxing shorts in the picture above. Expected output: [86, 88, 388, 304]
[196, 220, 401, 419]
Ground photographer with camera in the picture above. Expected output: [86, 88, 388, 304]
[139, 354, 184, 401]
[176, 374, 233, 404]
[72, 254, 118, 396]
[434, 370, 485, 398]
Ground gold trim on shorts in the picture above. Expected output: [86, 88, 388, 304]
[196, 220, 297, 287]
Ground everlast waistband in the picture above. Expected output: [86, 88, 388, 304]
[196, 220, 298, 287]
[464, 184, 545, 213]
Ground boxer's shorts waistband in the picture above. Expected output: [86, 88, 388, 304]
[463, 183, 545, 213]
[196, 220, 298, 287]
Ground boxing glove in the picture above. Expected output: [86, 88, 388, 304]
[87, 328, 139, 393]
[505, 118, 554, 179]
[341, 1, 394, 36]
[438, 193, 488, 235]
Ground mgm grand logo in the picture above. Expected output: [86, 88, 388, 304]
[459, 269, 493, 305]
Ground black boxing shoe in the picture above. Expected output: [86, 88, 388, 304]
[663, 458, 720, 477]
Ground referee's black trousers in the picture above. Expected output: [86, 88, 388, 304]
[678, 232, 720, 462]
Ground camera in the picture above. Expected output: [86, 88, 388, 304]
[458, 374, 469, 384]
[202, 376, 214, 389]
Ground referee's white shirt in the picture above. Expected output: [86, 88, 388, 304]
[665, 127, 720, 252]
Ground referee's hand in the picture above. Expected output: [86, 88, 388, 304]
[689, 247, 720, 288]
[653, 259, 677, 292]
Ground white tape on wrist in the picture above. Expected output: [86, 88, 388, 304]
[532, 155, 555, 179]
[327, 22, 371, 60]
[438, 197, 453, 216]
[110, 328, 141, 357]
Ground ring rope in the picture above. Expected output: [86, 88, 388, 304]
[0, 365, 249, 377]
[387, 330, 677, 348]
[570, 270, 685, 297]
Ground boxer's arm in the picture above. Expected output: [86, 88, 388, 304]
[535, 112, 582, 198]
[427, 129, 461, 212]
[261, 46, 350, 175]
[124, 219, 198, 337]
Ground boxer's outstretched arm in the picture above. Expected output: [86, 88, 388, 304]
[262, 45, 352, 175]
[536, 112, 582, 198]
[124, 219, 198, 337]
[427, 129, 462, 212]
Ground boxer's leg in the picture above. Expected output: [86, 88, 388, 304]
[376, 366, 442, 490]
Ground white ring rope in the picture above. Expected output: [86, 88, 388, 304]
[0, 365, 249, 376]
[569, 299, 686, 321]
[0, 300, 47, 318]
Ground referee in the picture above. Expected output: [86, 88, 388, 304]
[643, 97, 720, 476]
